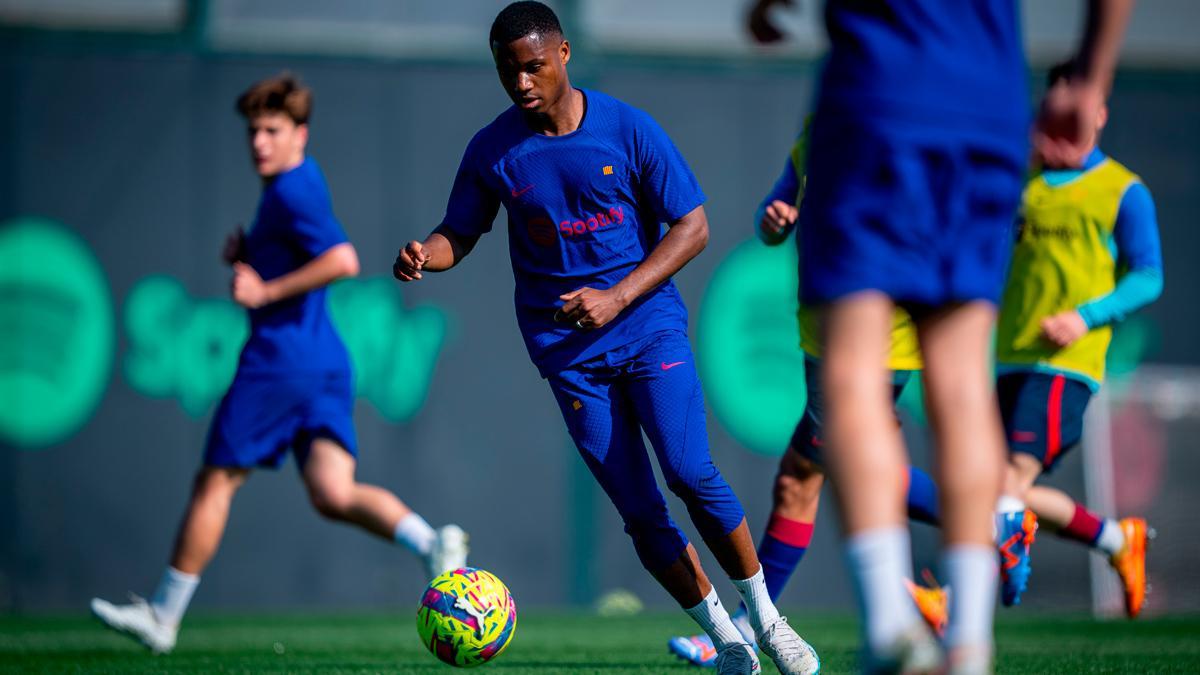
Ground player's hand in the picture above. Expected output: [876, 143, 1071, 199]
[222, 226, 246, 265]
[1034, 81, 1105, 169]
[393, 241, 430, 282]
[1041, 310, 1089, 348]
[555, 287, 629, 331]
[760, 199, 798, 241]
[747, 0, 795, 44]
[231, 262, 272, 309]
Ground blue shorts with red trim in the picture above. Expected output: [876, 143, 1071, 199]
[997, 371, 1093, 472]
[790, 357, 913, 466]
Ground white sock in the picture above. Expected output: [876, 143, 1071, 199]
[1095, 519, 1127, 556]
[150, 566, 199, 627]
[995, 495, 1025, 514]
[730, 604, 755, 643]
[393, 512, 436, 556]
[845, 527, 920, 653]
[684, 587, 748, 650]
[730, 566, 781, 635]
[941, 544, 998, 651]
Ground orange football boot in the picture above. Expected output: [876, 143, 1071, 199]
[1109, 517, 1151, 618]
[905, 569, 949, 637]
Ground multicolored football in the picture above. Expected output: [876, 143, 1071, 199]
[416, 567, 517, 667]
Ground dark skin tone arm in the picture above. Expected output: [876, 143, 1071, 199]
[392, 224, 479, 281]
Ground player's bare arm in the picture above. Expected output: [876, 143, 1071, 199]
[1035, 0, 1135, 168]
[557, 204, 708, 330]
[232, 242, 359, 309]
[760, 199, 798, 245]
[393, 225, 481, 281]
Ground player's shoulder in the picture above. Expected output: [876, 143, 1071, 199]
[1102, 155, 1143, 187]
[268, 158, 331, 213]
[586, 89, 659, 133]
[466, 105, 527, 159]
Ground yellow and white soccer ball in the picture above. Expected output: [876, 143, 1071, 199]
[416, 567, 517, 667]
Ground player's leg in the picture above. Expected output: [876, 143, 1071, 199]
[821, 292, 932, 666]
[300, 437, 466, 577]
[667, 437, 824, 667]
[917, 302, 1006, 666]
[548, 364, 760, 671]
[1025, 484, 1149, 617]
[89, 466, 247, 654]
[994, 371, 1098, 606]
[169, 466, 250, 574]
[628, 331, 818, 675]
[298, 372, 466, 577]
[302, 437, 411, 538]
[89, 375, 282, 654]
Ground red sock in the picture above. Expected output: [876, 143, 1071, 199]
[766, 513, 814, 548]
[1060, 502, 1105, 545]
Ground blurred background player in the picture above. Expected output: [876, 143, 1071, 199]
[748, 0, 1134, 672]
[992, 60, 1161, 615]
[90, 73, 467, 654]
[668, 121, 947, 667]
[392, 4, 818, 673]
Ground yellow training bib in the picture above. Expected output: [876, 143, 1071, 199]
[995, 158, 1140, 385]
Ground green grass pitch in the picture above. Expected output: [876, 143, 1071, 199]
[2, 612, 1198, 673]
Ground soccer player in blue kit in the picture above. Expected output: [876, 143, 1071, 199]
[748, 1, 1135, 672]
[393, 4, 817, 674]
[90, 74, 467, 654]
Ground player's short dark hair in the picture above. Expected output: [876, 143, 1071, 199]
[490, 1, 563, 48]
[236, 72, 312, 125]
[1046, 59, 1078, 88]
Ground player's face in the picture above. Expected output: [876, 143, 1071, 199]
[492, 33, 570, 114]
[246, 113, 307, 178]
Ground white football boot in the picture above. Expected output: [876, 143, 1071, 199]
[90, 594, 177, 654]
[715, 642, 762, 674]
[864, 622, 943, 675]
[425, 524, 469, 578]
[757, 616, 821, 674]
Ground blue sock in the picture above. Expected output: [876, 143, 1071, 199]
[905, 466, 941, 526]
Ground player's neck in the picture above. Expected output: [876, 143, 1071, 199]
[260, 153, 306, 185]
[525, 87, 584, 137]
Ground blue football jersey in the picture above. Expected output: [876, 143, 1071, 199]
[237, 157, 351, 375]
[442, 89, 705, 376]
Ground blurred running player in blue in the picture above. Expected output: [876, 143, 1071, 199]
[91, 74, 466, 655]
[749, 1, 1135, 672]
[393, 4, 817, 674]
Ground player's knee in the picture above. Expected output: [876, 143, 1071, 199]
[664, 471, 719, 508]
[774, 469, 821, 514]
[1003, 452, 1042, 497]
[308, 483, 354, 520]
[192, 467, 245, 502]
